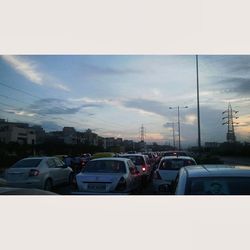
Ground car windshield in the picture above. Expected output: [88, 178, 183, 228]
[159, 159, 195, 170]
[83, 160, 126, 173]
[121, 156, 144, 165]
[186, 177, 250, 195]
[11, 159, 42, 168]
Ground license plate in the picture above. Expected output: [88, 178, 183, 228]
[87, 183, 106, 191]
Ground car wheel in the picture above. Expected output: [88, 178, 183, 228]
[44, 179, 53, 191]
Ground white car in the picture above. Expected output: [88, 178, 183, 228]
[173, 165, 250, 195]
[5, 157, 73, 191]
[121, 154, 152, 182]
[76, 157, 141, 194]
[153, 156, 197, 193]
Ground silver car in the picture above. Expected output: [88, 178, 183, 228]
[76, 157, 141, 194]
[153, 156, 197, 193]
[121, 154, 152, 181]
[5, 157, 73, 191]
[173, 165, 250, 195]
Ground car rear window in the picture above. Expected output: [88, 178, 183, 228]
[159, 159, 196, 170]
[164, 152, 187, 156]
[83, 160, 126, 173]
[186, 177, 250, 195]
[121, 156, 144, 165]
[11, 159, 42, 168]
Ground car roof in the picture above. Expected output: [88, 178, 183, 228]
[22, 156, 55, 160]
[161, 156, 195, 161]
[122, 154, 144, 157]
[183, 164, 250, 178]
[90, 157, 129, 162]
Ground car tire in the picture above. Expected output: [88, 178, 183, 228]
[44, 178, 53, 191]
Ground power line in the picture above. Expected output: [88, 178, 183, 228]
[0, 94, 32, 105]
[0, 81, 40, 99]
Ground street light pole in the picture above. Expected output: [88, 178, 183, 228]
[169, 106, 188, 150]
[196, 55, 201, 153]
[166, 122, 176, 149]
[177, 106, 181, 150]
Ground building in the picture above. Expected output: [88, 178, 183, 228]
[63, 127, 77, 144]
[31, 125, 46, 144]
[0, 119, 36, 144]
[81, 129, 99, 146]
[205, 142, 220, 148]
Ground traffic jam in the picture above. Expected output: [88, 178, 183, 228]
[1, 151, 250, 195]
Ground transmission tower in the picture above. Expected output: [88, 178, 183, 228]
[140, 124, 145, 142]
[222, 103, 239, 143]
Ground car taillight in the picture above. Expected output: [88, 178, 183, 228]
[154, 171, 161, 180]
[29, 169, 40, 176]
[142, 165, 146, 172]
[115, 177, 127, 191]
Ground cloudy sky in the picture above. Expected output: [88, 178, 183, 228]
[0, 55, 249, 147]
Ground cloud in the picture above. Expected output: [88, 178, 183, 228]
[1, 55, 70, 92]
[218, 77, 250, 92]
[1, 55, 43, 84]
[3, 108, 36, 117]
[82, 63, 142, 75]
[122, 98, 169, 117]
[29, 98, 101, 115]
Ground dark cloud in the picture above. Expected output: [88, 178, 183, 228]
[29, 98, 101, 115]
[202, 55, 250, 74]
[217, 77, 250, 95]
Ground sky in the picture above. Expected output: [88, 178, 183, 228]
[0, 55, 250, 147]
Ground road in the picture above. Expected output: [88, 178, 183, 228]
[220, 156, 250, 166]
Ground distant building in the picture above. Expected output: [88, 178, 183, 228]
[205, 142, 220, 148]
[31, 125, 46, 144]
[45, 131, 64, 143]
[63, 127, 77, 144]
[0, 119, 36, 144]
[104, 137, 115, 149]
[81, 129, 99, 146]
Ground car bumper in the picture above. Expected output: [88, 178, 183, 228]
[6, 180, 43, 189]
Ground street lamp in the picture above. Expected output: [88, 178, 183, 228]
[169, 106, 188, 150]
[196, 55, 201, 153]
[166, 122, 176, 149]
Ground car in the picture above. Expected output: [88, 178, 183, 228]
[163, 151, 189, 157]
[120, 154, 152, 183]
[0, 187, 57, 195]
[75, 157, 141, 194]
[153, 156, 197, 193]
[171, 164, 250, 195]
[5, 156, 73, 191]
[91, 152, 115, 159]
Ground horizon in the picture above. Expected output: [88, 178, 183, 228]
[0, 55, 249, 147]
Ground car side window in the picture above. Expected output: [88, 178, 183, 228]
[47, 159, 56, 168]
[54, 158, 64, 167]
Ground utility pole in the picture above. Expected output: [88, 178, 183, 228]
[169, 106, 188, 150]
[166, 122, 176, 149]
[196, 55, 201, 153]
